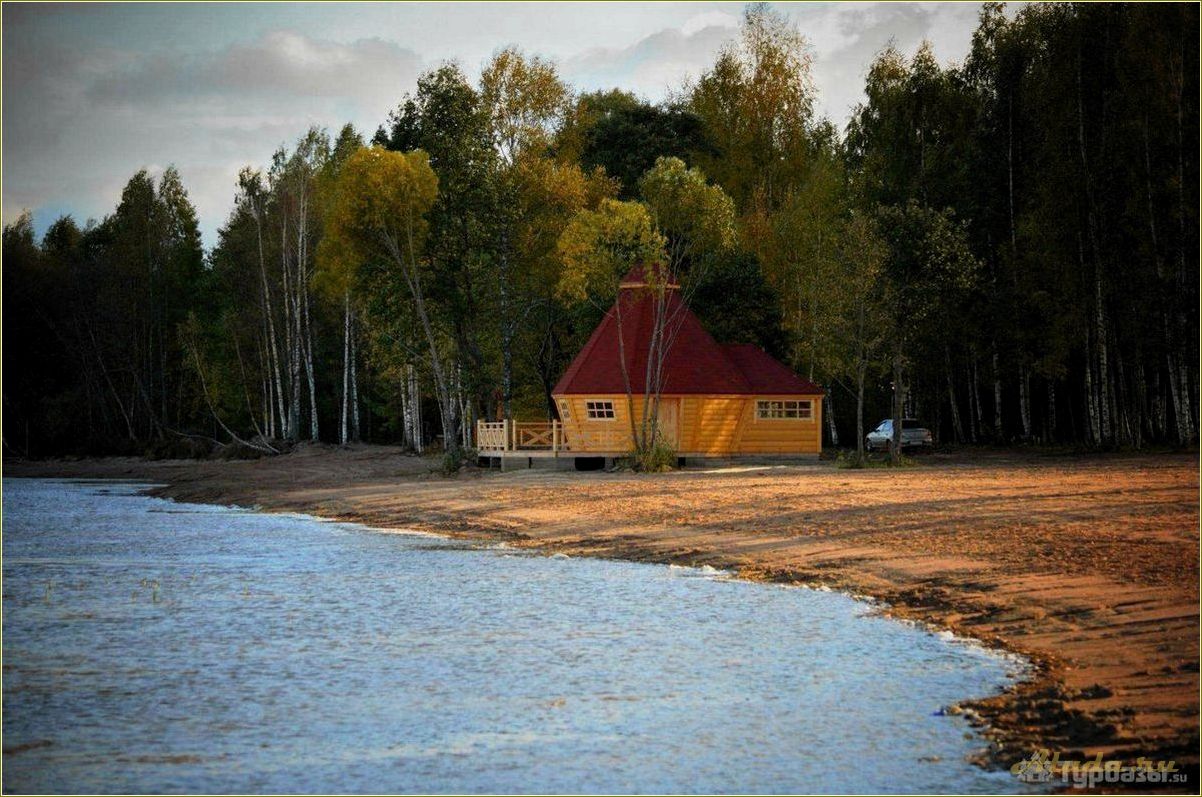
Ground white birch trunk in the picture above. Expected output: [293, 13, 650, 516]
[1085, 330, 1100, 445]
[946, 349, 964, 444]
[340, 291, 350, 445]
[825, 391, 839, 446]
[349, 313, 360, 443]
[1018, 364, 1032, 440]
[1046, 380, 1057, 442]
[991, 344, 1003, 440]
[298, 194, 319, 443]
[1094, 272, 1111, 444]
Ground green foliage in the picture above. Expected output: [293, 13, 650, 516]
[687, 2, 819, 209]
[556, 199, 666, 306]
[480, 47, 570, 165]
[439, 445, 471, 476]
[690, 249, 791, 361]
[835, 449, 916, 469]
[5, 2, 1197, 457]
[637, 156, 736, 266]
[575, 99, 711, 198]
[626, 439, 677, 473]
[323, 147, 439, 264]
[875, 201, 979, 330]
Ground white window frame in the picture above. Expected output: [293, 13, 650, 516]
[585, 399, 616, 420]
[755, 399, 813, 421]
[557, 400, 571, 421]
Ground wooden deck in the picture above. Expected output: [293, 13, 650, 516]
[477, 420, 569, 454]
[476, 420, 818, 469]
[476, 420, 622, 470]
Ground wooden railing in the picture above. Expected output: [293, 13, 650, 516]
[477, 421, 510, 451]
[476, 420, 565, 453]
[514, 422, 557, 449]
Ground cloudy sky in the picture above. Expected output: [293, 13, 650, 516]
[3, 2, 986, 248]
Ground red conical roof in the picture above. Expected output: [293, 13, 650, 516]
[553, 281, 824, 396]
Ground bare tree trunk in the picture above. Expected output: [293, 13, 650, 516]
[455, 362, 472, 450]
[1135, 359, 1150, 447]
[969, 352, 982, 443]
[399, 365, 410, 450]
[281, 215, 300, 442]
[499, 234, 514, 422]
[991, 342, 1003, 441]
[1084, 328, 1100, 445]
[1077, 46, 1113, 447]
[891, 343, 904, 464]
[1168, 353, 1192, 444]
[1151, 368, 1165, 440]
[389, 223, 457, 457]
[349, 312, 360, 443]
[87, 323, 136, 441]
[340, 291, 350, 445]
[825, 390, 839, 446]
[1008, 94, 1018, 254]
[297, 196, 319, 443]
[407, 364, 423, 454]
[289, 287, 302, 443]
[855, 362, 866, 461]
[262, 342, 272, 441]
[1172, 26, 1196, 445]
[1045, 380, 1057, 443]
[1018, 364, 1032, 441]
[253, 201, 284, 440]
[1094, 271, 1111, 444]
[1114, 345, 1133, 447]
[945, 347, 964, 444]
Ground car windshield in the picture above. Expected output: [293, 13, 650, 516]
[901, 420, 925, 429]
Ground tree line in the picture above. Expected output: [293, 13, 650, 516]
[4, 2, 1197, 462]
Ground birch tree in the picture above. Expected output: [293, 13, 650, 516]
[322, 148, 458, 458]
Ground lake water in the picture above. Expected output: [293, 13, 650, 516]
[3, 478, 1030, 794]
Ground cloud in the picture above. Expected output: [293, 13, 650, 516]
[681, 10, 740, 37]
[88, 31, 420, 106]
[2, 29, 422, 243]
[802, 2, 982, 124]
[563, 24, 734, 100]
[2, 3, 988, 248]
[557, 2, 980, 122]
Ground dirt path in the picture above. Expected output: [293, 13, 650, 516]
[6, 446, 1198, 781]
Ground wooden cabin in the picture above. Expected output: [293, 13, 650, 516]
[478, 266, 823, 466]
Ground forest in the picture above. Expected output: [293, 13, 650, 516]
[4, 2, 1198, 464]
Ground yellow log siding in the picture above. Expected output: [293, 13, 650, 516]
[736, 395, 822, 454]
[680, 396, 744, 454]
[554, 393, 822, 456]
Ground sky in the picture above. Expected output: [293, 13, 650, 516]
[2, 2, 986, 249]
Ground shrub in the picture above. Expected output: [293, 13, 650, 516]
[631, 440, 677, 472]
[835, 450, 865, 469]
[835, 449, 918, 469]
[439, 446, 475, 475]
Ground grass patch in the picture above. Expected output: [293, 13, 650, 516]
[438, 446, 474, 476]
[615, 440, 678, 472]
[836, 450, 919, 469]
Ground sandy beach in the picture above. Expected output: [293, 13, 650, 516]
[6, 446, 1198, 779]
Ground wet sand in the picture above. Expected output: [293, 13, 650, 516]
[6, 446, 1198, 781]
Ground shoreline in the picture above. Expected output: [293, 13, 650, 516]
[4, 445, 1198, 784]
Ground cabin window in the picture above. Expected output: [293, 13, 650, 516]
[585, 400, 616, 420]
[557, 400, 570, 420]
[756, 399, 813, 420]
